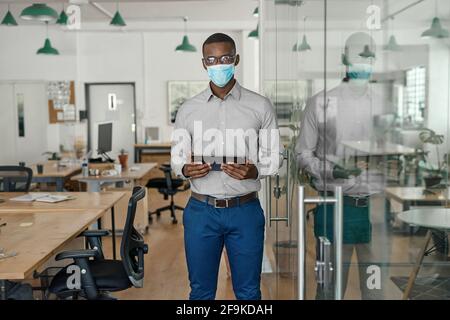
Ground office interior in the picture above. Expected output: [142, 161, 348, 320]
[0, 0, 449, 300]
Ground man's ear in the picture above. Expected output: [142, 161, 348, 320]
[235, 54, 240, 67]
[202, 58, 207, 71]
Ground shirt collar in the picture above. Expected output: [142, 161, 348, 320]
[204, 80, 242, 102]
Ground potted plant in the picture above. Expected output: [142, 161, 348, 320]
[419, 128, 446, 188]
[42, 151, 61, 161]
[118, 149, 129, 168]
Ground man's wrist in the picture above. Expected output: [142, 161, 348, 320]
[182, 164, 190, 178]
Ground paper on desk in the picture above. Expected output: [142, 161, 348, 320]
[0, 251, 17, 260]
[35, 195, 76, 203]
[9, 193, 50, 202]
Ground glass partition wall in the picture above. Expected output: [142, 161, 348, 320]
[261, 0, 450, 300]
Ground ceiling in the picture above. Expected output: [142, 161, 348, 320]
[0, 0, 258, 23]
[0, 0, 448, 26]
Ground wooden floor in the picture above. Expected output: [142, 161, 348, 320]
[103, 190, 253, 300]
[100, 190, 449, 300]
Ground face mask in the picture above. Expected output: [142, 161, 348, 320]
[347, 63, 373, 80]
[207, 64, 235, 87]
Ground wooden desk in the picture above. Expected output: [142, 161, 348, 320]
[30, 160, 81, 191]
[397, 208, 450, 299]
[135, 143, 171, 163]
[341, 141, 416, 157]
[0, 209, 104, 299]
[0, 192, 126, 260]
[0, 192, 125, 213]
[385, 187, 449, 211]
[71, 163, 156, 192]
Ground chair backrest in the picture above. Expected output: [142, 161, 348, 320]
[159, 164, 173, 191]
[0, 166, 33, 192]
[120, 186, 148, 288]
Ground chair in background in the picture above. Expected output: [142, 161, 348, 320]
[0, 165, 33, 192]
[47, 186, 149, 300]
[146, 164, 190, 224]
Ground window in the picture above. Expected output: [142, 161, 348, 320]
[403, 66, 426, 127]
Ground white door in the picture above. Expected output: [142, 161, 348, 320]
[14, 83, 48, 164]
[0, 84, 16, 164]
[87, 83, 136, 160]
[0, 82, 47, 165]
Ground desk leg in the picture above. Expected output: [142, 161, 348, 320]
[135, 148, 140, 163]
[111, 206, 117, 260]
[402, 230, 432, 300]
[86, 181, 101, 192]
[0, 279, 6, 300]
[56, 178, 64, 192]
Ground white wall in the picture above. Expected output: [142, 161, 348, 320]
[0, 25, 259, 163]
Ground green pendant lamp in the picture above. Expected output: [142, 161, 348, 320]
[298, 35, 311, 51]
[293, 17, 311, 52]
[384, 18, 401, 51]
[359, 44, 375, 58]
[422, 0, 449, 39]
[422, 17, 449, 38]
[1, 5, 18, 26]
[56, 6, 68, 25]
[253, 7, 259, 18]
[37, 22, 59, 55]
[175, 17, 196, 52]
[384, 35, 401, 51]
[248, 24, 259, 39]
[110, 2, 126, 26]
[176, 35, 197, 52]
[20, 3, 58, 22]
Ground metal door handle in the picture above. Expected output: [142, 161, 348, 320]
[297, 185, 343, 300]
[268, 149, 291, 227]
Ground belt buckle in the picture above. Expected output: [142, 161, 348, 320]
[214, 198, 229, 208]
[355, 197, 368, 207]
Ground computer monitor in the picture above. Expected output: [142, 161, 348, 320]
[97, 122, 113, 162]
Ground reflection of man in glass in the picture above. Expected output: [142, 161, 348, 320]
[295, 32, 388, 299]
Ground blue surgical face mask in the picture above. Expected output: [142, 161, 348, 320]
[347, 63, 373, 80]
[207, 63, 235, 87]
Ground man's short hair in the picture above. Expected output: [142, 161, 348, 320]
[202, 33, 236, 55]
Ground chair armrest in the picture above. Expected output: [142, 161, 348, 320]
[158, 164, 171, 172]
[79, 230, 110, 238]
[55, 249, 99, 261]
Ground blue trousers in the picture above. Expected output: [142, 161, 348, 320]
[183, 196, 265, 300]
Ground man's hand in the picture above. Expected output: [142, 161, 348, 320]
[332, 164, 362, 179]
[182, 163, 211, 179]
[221, 161, 258, 180]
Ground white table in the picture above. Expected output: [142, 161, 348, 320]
[341, 141, 416, 157]
[341, 141, 418, 184]
[71, 163, 156, 192]
[397, 208, 450, 299]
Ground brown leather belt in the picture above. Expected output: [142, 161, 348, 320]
[191, 191, 258, 208]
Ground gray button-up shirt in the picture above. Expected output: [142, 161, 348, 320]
[295, 82, 389, 196]
[171, 81, 281, 198]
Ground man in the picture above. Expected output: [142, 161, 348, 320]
[295, 32, 388, 299]
[171, 33, 280, 300]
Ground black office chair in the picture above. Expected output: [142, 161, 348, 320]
[0, 165, 33, 192]
[146, 164, 189, 224]
[47, 186, 149, 300]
